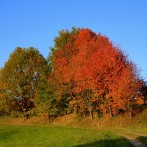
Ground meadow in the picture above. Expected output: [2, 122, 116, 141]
[0, 108, 147, 147]
[0, 124, 131, 147]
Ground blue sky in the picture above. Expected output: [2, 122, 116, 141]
[0, 0, 147, 79]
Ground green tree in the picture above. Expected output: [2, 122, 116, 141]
[0, 69, 12, 114]
[49, 27, 80, 114]
[0, 47, 48, 118]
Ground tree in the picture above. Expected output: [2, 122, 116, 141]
[0, 47, 48, 118]
[0, 69, 12, 114]
[49, 27, 80, 114]
[141, 81, 147, 104]
[50, 28, 141, 118]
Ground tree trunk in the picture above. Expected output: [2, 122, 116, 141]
[24, 112, 29, 120]
[129, 104, 133, 119]
[129, 111, 132, 119]
[109, 105, 113, 118]
[89, 108, 93, 119]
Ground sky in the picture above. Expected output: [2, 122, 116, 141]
[0, 0, 147, 79]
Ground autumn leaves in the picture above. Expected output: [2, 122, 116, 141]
[51, 28, 142, 118]
[0, 28, 143, 118]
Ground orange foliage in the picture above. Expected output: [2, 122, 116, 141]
[52, 28, 141, 116]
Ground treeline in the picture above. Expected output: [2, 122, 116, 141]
[0, 28, 146, 119]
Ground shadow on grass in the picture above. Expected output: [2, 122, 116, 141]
[137, 136, 147, 146]
[73, 138, 132, 147]
[0, 129, 17, 141]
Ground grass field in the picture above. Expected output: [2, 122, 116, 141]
[0, 124, 131, 147]
[0, 108, 147, 147]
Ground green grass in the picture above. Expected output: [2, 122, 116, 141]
[0, 124, 131, 147]
[1, 107, 146, 147]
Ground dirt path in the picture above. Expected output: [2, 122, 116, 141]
[129, 139, 144, 147]
[115, 131, 146, 147]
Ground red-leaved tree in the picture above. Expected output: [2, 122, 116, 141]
[50, 28, 142, 118]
